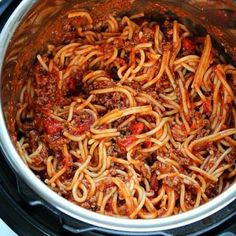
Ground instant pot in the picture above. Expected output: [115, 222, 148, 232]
[0, 0, 236, 235]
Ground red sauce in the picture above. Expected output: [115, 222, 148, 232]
[182, 38, 195, 52]
[130, 122, 145, 135]
[117, 136, 137, 152]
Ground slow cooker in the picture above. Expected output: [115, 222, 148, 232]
[0, 0, 236, 235]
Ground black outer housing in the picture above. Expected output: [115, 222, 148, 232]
[0, 1, 236, 235]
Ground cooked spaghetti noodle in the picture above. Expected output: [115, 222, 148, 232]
[15, 11, 236, 219]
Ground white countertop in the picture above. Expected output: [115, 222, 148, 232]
[0, 218, 17, 236]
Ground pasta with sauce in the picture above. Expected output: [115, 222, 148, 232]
[15, 11, 236, 219]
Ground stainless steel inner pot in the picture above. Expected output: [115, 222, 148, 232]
[0, 0, 235, 232]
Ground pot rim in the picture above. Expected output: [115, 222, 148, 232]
[0, 0, 235, 233]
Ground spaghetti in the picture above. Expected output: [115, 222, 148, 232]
[15, 11, 236, 219]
